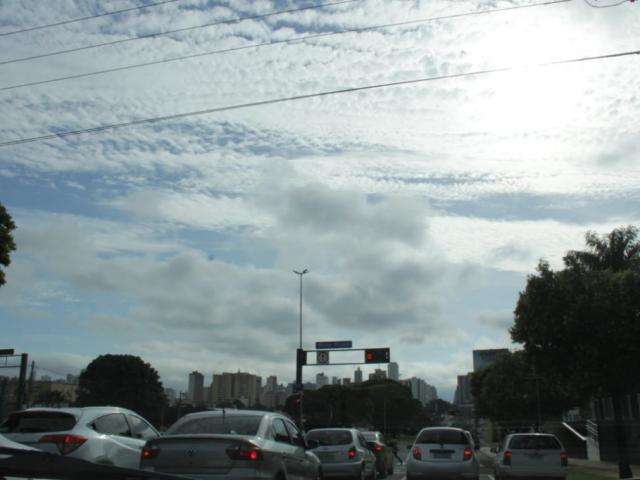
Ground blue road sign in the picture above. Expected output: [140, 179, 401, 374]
[316, 341, 352, 350]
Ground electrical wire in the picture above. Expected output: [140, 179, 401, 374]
[1, 48, 637, 148]
[582, 0, 631, 7]
[0, 0, 182, 37]
[0, 0, 573, 93]
[0, 0, 360, 67]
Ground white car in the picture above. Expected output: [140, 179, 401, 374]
[306, 428, 378, 480]
[406, 427, 479, 480]
[494, 433, 568, 480]
[0, 406, 160, 469]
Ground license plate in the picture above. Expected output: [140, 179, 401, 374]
[319, 452, 338, 461]
[432, 452, 452, 459]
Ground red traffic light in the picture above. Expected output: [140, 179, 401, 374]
[364, 348, 390, 364]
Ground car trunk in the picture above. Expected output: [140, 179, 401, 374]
[145, 434, 258, 474]
[510, 449, 563, 469]
[313, 444, 358, 463]
[415, 443, 468, 462]
[0, 411, 79, 454]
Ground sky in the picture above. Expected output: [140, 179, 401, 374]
[0, 0, 638, 402]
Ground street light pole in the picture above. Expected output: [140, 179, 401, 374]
[293, 269, 308, 350]
[293, 269, 309, 427]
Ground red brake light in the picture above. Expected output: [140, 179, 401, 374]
[38, 434, 87, 455]
[374, 444, 383, 452]
[463, 447, 473, 460]
[412, 447, 422, 460]
[503, 450, 512, 466]
[560, 451, 568, 467]
[348, 447, 357, 459]
[141, 445, 160, 460]
[227, 445, 263, 461]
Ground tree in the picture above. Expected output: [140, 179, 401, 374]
[511, 226, 640, 479]
[471, 351, 579, 427]
[0, 202, 16, 287]
[76, 354, 167, 426]
[34, 390, 68, 407]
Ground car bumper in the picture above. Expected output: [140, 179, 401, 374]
[495, 466, 567, 479]
[407, 460, 479, 480]
[140, 466, 270, 480]
[322, 461, 364, 477]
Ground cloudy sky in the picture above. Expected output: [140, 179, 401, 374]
[0, 0, 638, 401]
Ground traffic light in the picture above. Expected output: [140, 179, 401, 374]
[364, 348, 390, 364]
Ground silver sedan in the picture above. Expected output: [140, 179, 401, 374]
[306, 428, 378, 480]
[406, 427, 479, 480]
[140, 410, 322, 480]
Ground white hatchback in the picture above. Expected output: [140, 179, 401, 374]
[0, 406, 160, 469]
[494, 433, 568, 480]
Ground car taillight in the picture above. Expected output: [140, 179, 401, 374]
[38, 434, 87, 455]
[503, 450, 512, 466]
[141, 445, 160, 460]
[412, 447, 422, 460]
[227, 445, 263, 461]
[374, 444, 383, 453]
[463, 447, 473, 461]
[348, 447, 358, 459]
[560, 451, 568, 467]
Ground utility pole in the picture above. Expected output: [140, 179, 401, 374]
[293, 268, 308, 427]
[27, 361, 35, 407]
[535, 375, 542, 432]
[15, 353, 28, 410]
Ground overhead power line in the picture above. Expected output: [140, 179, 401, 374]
[0, 0, 182, 37]
[0, 0, 360, 67]
[0, 0, 572, 93]
[1, 48, 637, 148]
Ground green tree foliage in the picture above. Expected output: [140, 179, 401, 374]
[0, 202, 16, 287]
[284, 380, 431, 434]
[76, 354, 167, 426]
[471, 351, 579, 424]
[34, 390, 68, 407]
[511, 226, 640, 478]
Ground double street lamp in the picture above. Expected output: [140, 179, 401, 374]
[293, 269, 309, 350]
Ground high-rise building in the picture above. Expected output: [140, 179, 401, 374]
[210, 371, 261, 407]
[331, 376, 340, 385]
[369, 369, 387, 381]
[354, 368, 363, 384]
[406, 377, 438, 406]
[316, 372, 329, 388]
[164, 387, 177, 405]
[454, 374, 473, 406]
[387, 362, 400, 381]
[473, 349, 509, 372]
[188, 371, 204, 404]
[266, 375, 278, 392]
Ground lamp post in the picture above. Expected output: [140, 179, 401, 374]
[293, 269, 309, 350]
[293, 269, 308, 427]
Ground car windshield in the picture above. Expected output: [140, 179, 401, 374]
[509, 436, 562, 450]
[417, 430, 468, 445]
[166, 415, 262, 436]
[307, 430, 353, 446]
[0, 411, 77, 434]
[1, 0, 639, 478]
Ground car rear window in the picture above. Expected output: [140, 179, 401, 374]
[416, 429, 468, 445]
[361, 432, 377, 441]
[509, 436, 561, 450]
[167, 415, 262, 435]
[0, 411, 77, 433]
[307, 430, 353, 446]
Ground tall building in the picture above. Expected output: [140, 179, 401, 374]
[387, 362, 400, 381]
[188, 371, 204, 404]
[164, 387, 177, 405]
[354, 368, 363, 384]
[331, 376, 340, 385]
[369, 369, 387, 381]
[406, 377, 438, 406]
[316, 372, 329, 388]
[266, 375, 278, 392]
[454, 374, 473, 406]
[210, 371, 261, 407]
[473, 349, 509, 372]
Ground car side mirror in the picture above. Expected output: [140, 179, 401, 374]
[306, 439, 320, 450]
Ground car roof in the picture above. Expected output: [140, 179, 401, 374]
[181, 409, 278, 419]
[18, 406, 139, 418]
[419, 427, 467, 432]
[507, 433, 556, 438]
[308, 428, 357, 432]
